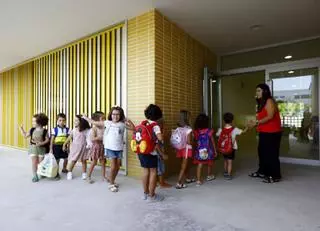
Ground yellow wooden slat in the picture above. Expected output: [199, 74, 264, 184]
[101, 33, 106, 113]
[57, 50, 61, 118]
[84, 41, 88, 115]
[80, 42, 84, 114]
[111, 30, 116, 107]
[73, 45, 77, 118]
[92, 37, 96, 113]
[106, 32, 110, 112]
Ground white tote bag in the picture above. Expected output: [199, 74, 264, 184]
[37, 153, 58, 178]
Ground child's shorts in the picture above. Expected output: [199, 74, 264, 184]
[53, 144, 68, 159]
[193, 159, 214, 166]
[157, 156, 165, 176]
[105, 149, 123, 159]
[138, 154, 158, 169]
[176, 145, 193, 159]
[29, 145, 46, 157]
[223, 150, 236, 160]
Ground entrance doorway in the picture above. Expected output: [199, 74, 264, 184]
[268, 68, 319, 160]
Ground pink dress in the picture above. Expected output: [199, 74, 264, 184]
[89, 127, 104, 161]
[68, 128, 89, 162]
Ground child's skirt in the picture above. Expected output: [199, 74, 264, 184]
[90, 140, 104, 161]
[176, 145, 192, 159]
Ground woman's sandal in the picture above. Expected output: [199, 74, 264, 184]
[263, 176, 280, 184]
[175, 183, 187, 189]
[249, 172, 265, 178]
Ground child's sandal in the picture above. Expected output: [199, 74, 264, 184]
[108, 184, 119, 192]
[175, 183, 187, 189]
[196, 181, 202, 186]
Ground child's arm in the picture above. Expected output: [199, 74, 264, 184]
[36, 132, 50, 147]
[63, 133, 73, 151]
[82, 115, 104, 127]
[125, 119, 135, 131]
[90, 127, 100, 141]
[187, 132, 192, 145]
[19, 124, 30, 139]
[211, 131, 218, 157]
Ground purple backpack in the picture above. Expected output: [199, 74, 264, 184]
[194, 129, 214, 161]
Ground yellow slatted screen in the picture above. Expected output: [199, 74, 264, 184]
[0, 63, 34, 148]
[34, 25, 124, 129]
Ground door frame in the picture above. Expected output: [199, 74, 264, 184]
[220, 57, 320, 166]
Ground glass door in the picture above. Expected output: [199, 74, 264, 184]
[268, 67, 319, 160]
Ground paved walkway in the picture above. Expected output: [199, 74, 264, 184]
[1, 147, 320, 231]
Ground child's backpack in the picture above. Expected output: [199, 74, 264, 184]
[218, 127, 234, 155]
[53, 127, 70, 145]
[30, 128, 50, 153]
[131, 120, 157, 154]
[194, 129, 214, 161]
[170, 127, 188, 150]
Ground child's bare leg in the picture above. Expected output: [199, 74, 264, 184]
[178, 158, 188, 184]
[227, 160, 233, 175]
[62, 158, 68, 171]
[224, 159, 228, 173]
[196, 164, 203, 183]
[31, 156, 39, 176]
[67, 161, 76, 172]
[100, 158, 107, 180]
[82, 160, 87, 173]
[142, 168, 150, 194]
[149, 168, 158, 196]
[207, 164, 212, 177]
[110, 158, 117, 184]
[88, 159, 97, 178]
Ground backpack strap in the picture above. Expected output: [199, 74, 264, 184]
[29, 128, 36, 144]
[54, 127, 58, 137]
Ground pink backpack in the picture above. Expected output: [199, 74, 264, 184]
[170, 127, 188, 150]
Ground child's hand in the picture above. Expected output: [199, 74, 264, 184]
[62, 144, 67, 152]
[162, 154, 169, 160]
[214, 152, 218, 158]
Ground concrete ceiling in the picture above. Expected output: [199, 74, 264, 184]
[1, 0, 320, 71]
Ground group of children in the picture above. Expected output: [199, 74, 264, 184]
[19, 103, 247, 201]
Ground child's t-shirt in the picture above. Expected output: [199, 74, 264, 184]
[51, 126, 70, 145]
[216, 126, 243, 150]
[103, 121, 125, 151]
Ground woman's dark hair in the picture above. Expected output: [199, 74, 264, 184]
[177, 110, 190, 127]
[223, 112, 234, 124]
[194, 113, 209, 130]
[107, 106, 125, 122]
[144, 104, 163, 121]
[76, 115, 90, 132]
[57, 113, 66, 120]
[33, 113, 48, 127]
[256, 83, 273, 112]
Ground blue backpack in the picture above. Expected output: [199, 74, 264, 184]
[194, 129, 214, 161]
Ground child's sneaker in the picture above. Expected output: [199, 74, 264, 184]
[54, 173, 61, 181]
[226, 174, 233, 180]
[87, 177, 94, 184]
[67, 172, 73, 180]
[206, 175, 216, 181]
[82, 173, 87, 180]
[142, 192, 148, 200]
[148, 194, 164, 202]
[32, 175, 39, 183]
[108, 184, 119, 192]
[185, 178, 196, 184]
[223, 171, 228, 177]
[61, 169, 68, 174]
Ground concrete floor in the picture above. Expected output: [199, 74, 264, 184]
[1, 147, 320, 231]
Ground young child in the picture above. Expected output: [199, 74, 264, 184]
[19, 113, 50, 182]
[156, 118, 171, 188]
[86, 111, 107, 184]
[216, 112, 247, 180]
[172, 110, 193, 189]
[83, 106, 126, 192]
[50, 113, 70, 179]
[63, 115, 90, 180]
[127, 104, 165, 202]
[193, 113, 217, 186]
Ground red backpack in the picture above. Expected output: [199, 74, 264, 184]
[218, 127, 234, 155]
[131, 120, 157, 154]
